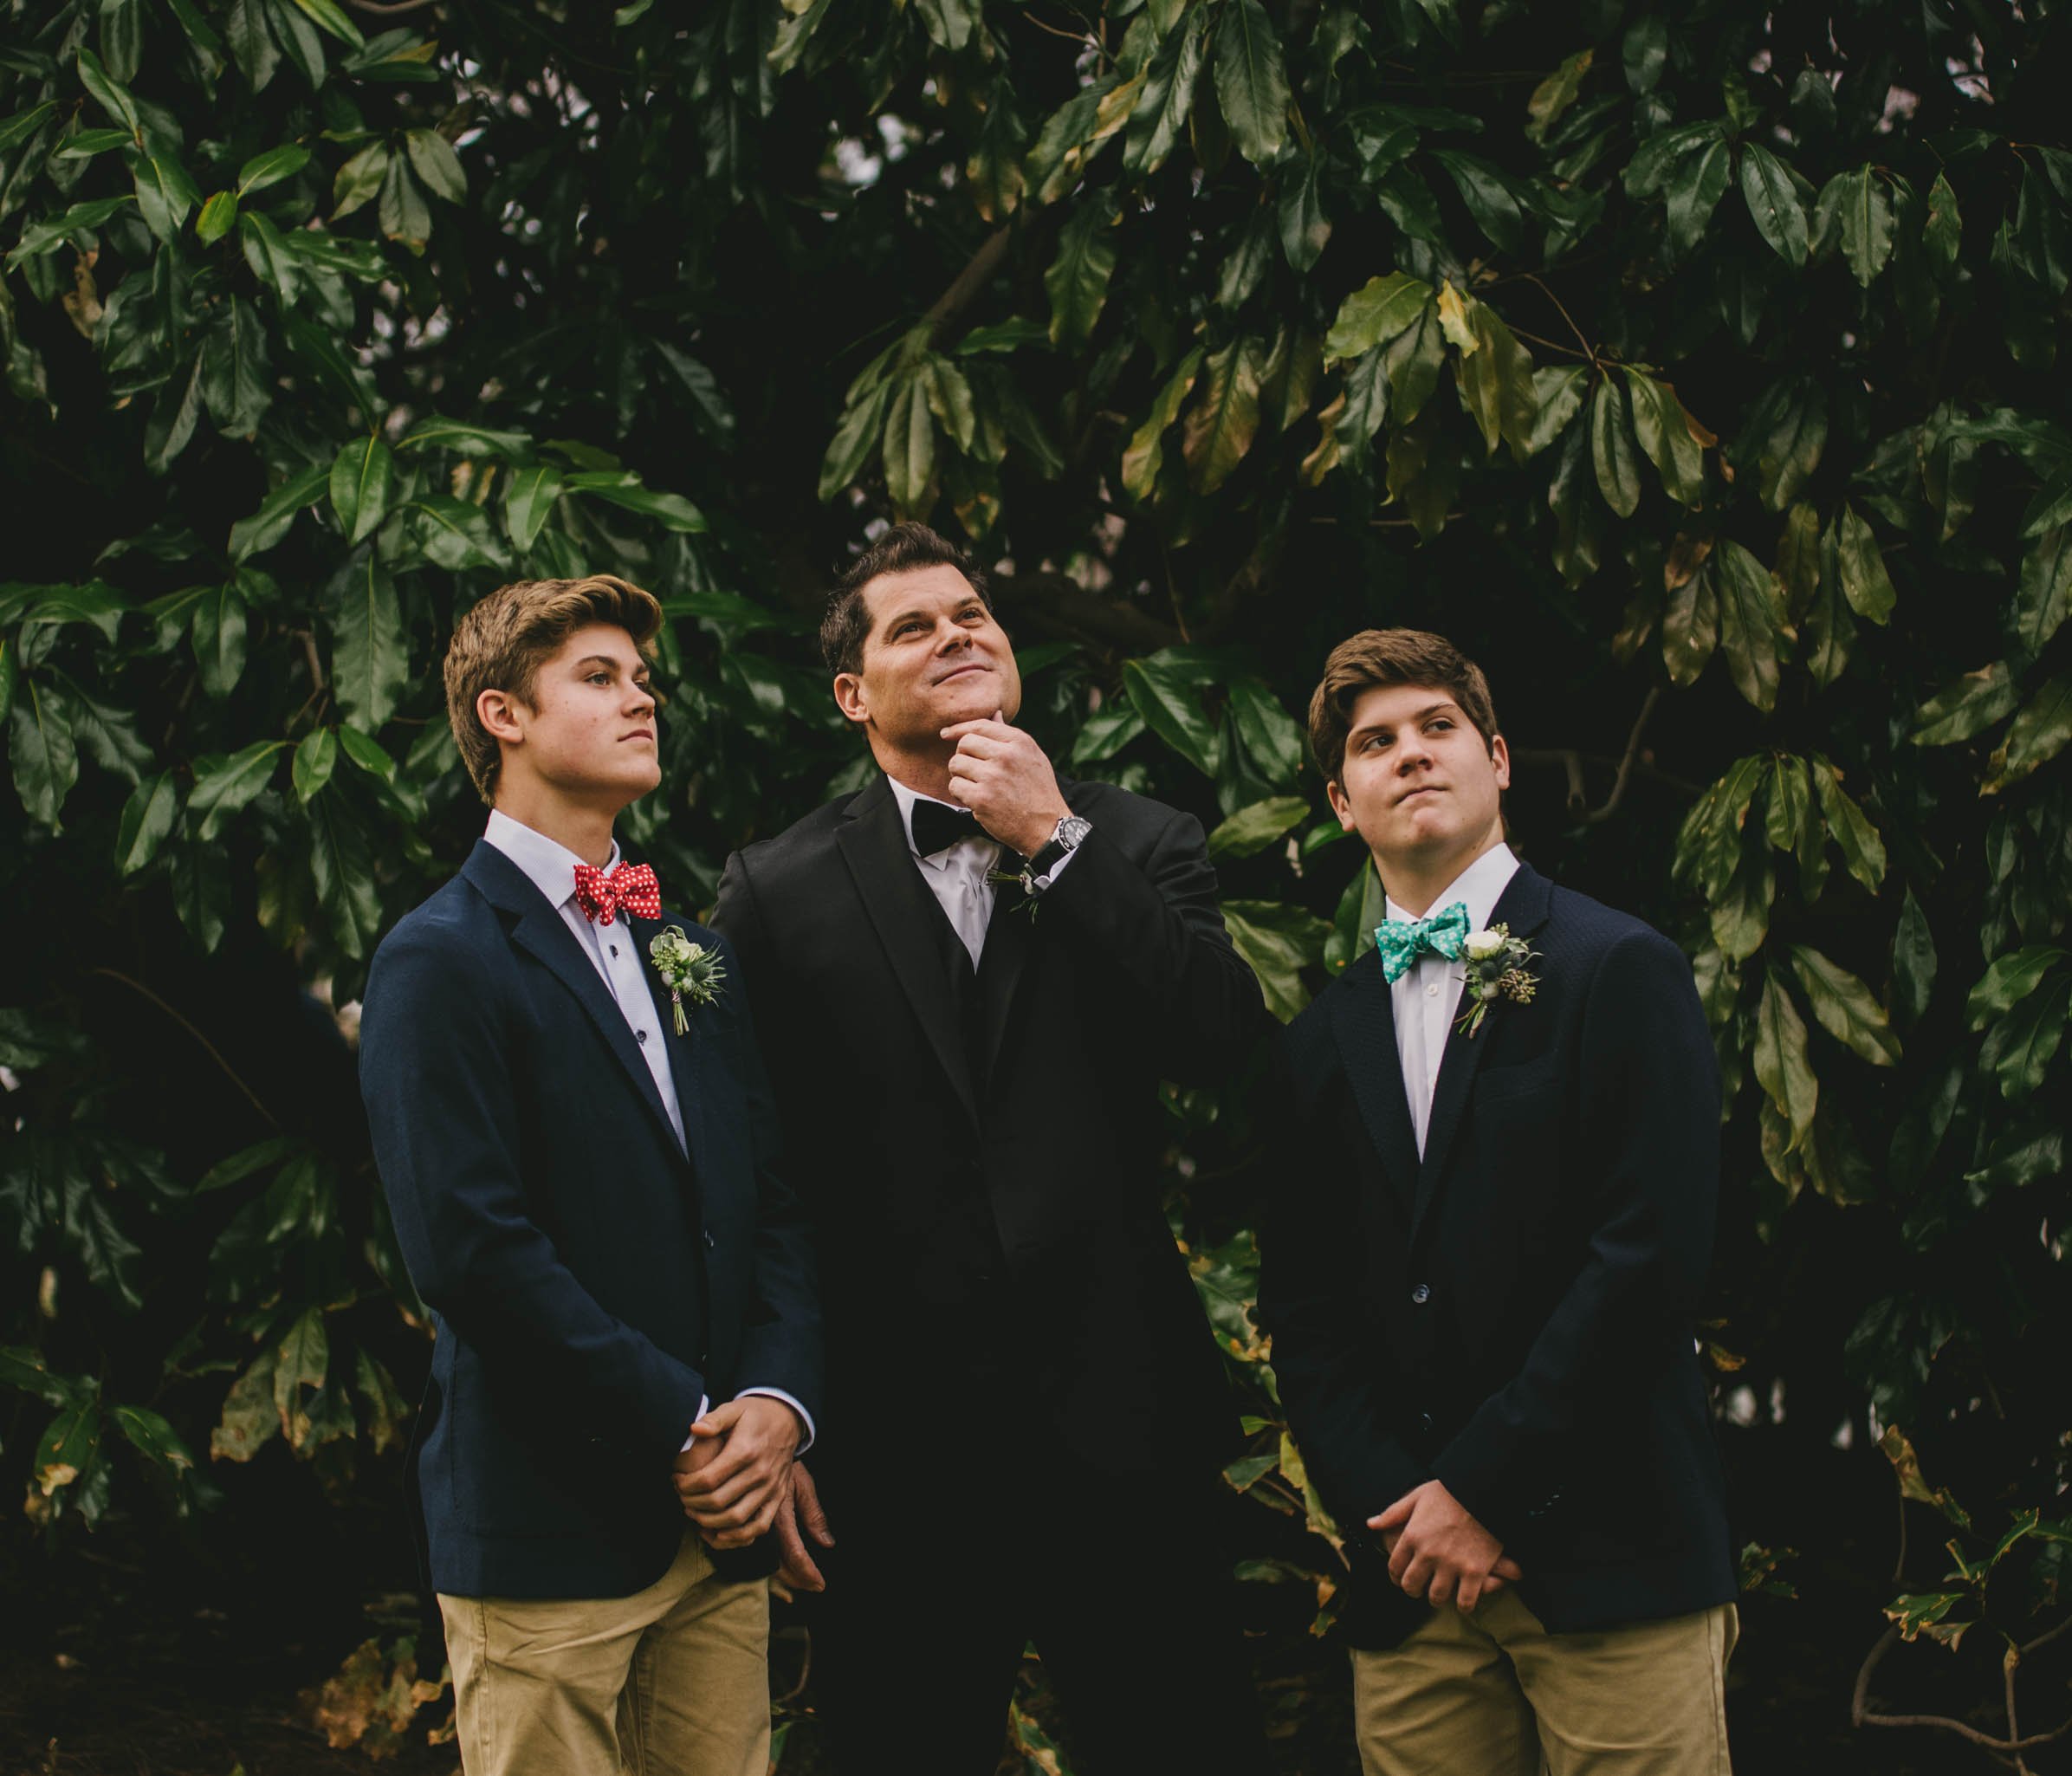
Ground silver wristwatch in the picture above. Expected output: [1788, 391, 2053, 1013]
[1021, 813, 1091, 894]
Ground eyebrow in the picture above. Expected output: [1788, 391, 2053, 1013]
[573, 656, 648, 675]
[882, 600, 979, 632]
[1349, 701, 1458, 740]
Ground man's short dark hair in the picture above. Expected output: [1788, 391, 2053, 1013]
[1306, 628, 1501, 785]
[819, 522, 994, 677]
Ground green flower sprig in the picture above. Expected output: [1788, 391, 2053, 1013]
[1455, 923, 1539, 1038]
[648, 926, 726, 1034]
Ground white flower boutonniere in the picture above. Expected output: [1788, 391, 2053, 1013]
[1456, 924, 1539, 1039]
[648, 926, 726, 1034]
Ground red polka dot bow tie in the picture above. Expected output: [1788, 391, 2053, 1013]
[572, 860, 661, 925]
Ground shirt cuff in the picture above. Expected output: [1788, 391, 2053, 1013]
[738, 1386, 815, 1455]
[681, 1390, 815, 1455]
[680, 1394, 711, 1454]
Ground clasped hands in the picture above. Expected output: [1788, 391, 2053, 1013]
[672, 1397, 834, 1591]
[1369, 1479, 1524, 1615]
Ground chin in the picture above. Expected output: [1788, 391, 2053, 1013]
[934, 682, 1001, 724]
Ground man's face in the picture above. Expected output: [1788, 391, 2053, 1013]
[488, 622, 660, 807]
[833, 564, 1022, 747]
[1326, 682, 1509, 878]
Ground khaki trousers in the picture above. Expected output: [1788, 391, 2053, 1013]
[1352, 1591, 1736, 1776]
[437, 1531, 770, 1776]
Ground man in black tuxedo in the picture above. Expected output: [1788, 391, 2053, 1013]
[712, 524, 1271, 1773]
[359, 574, 821, 1776]
[1260, 629, 1737, 1775]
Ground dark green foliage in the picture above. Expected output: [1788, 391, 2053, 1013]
[3, 0, 2069, 1753]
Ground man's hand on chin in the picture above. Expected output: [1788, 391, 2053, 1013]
[1370, 1480, 1524, 1615]
[674, 1397, 804, 1549]
[941, 711, 1071, 858]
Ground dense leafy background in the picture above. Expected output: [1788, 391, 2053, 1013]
[3, 0, 2070, 1767]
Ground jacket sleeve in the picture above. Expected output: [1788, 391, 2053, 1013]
[1036, 804, 1270, 1081]
[359, 925, 705, 1459]
[1258, 1043, 1430, 1532]
[1428, 927, 1721, 1542]
[714, 921, 824, 1431]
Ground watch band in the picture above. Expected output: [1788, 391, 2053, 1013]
[1020, 813, 1090, 894]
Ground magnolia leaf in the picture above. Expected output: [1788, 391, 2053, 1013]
[1810, 755, 1886, 891]
[1834, 505, 1896, 624]
[328, 436, 393, 546]
[1182, 337, 1264, 496]
[1045, 204, 1118, 350]
[1213, 0, 1290, 166]
[1753, 968, 1818, 1149]
[114, 773, 180, 875]
[1985, 674, 2072, 794]
[1121, 347, 1205, 502]
[1740, 142, 1809, 266]
[1123, 10, 1205, 176]
[329, 556, 407, 732]
[1207, 795, 1311, 860]
[1712, 541, 1786, 711]
[1590, 376, 1642, 517]
[1789, 944, 1901, 1066]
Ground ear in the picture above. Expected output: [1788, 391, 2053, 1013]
[1325, 776, 1357, 833]
[477, 686, 525, 746]
[832, 671, 870, 728]
[1488, 732, 1511, 791]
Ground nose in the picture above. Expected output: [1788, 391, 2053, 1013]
[934, 617, 973, 653]
[1396, 728, 1434, 771]
[627, 680, 656, 716]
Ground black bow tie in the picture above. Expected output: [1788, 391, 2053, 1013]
[910, 799, 982, 859]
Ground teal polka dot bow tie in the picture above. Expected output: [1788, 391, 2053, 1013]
[1375, 900, 1471, 985]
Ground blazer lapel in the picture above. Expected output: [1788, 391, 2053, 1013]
[627, 911, 710, 1173]
[1330, 949, 1424, 1208]
[461, 841, 685, 1159]
[833, 776, 982, 1126]
[1409, 862, 1557, 1243]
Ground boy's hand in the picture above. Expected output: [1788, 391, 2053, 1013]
[1371, 1480, 1520, 1614]
[675, 1397, 803, 1548]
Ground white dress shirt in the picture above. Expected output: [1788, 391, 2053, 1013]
[482, 810, 813, 1452]
[1384, 842, 1520, 1157]
[885, 775, 1078, 966]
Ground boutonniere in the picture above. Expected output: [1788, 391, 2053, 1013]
[1456, 924, 1539, 1038]
[984, 865, 1043, 921]
[647, 926, 726, 1034]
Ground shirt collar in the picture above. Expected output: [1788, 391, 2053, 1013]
[884, 773, 997, 871]
[483, 807, 621, 911]
[1383, 841, 1520, 937]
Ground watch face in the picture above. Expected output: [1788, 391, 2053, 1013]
[1059, 815, 1092, 847]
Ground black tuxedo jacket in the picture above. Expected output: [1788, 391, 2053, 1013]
[1259, 861, 1736, 1646]
[359, 839, 820, 1600]
[712, 773, 1266, 1481]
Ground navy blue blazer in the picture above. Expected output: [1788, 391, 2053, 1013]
[359, 839, 820, 1600]
[1259, 861, 1737, 1645]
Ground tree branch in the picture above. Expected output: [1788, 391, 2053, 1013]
[87, 970, 281, 1130]
[1512, 687, 1678, 819]
[1853, 1624, 2072, 1756]
[991, 569, 1181, 654]
[923, 226, 1012, 349]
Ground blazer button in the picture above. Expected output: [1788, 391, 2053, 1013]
[1418, 1410, 1434, 1433]
[703, 1229, 716, 1250]
[1410, 1282, 1432, 1306]
[637, 1028, 648, 1044]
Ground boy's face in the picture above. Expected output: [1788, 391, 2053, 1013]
[485, 622, 660, 809]
[1326, 682, 1509, 883]
[832, 564, 1022, 746]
